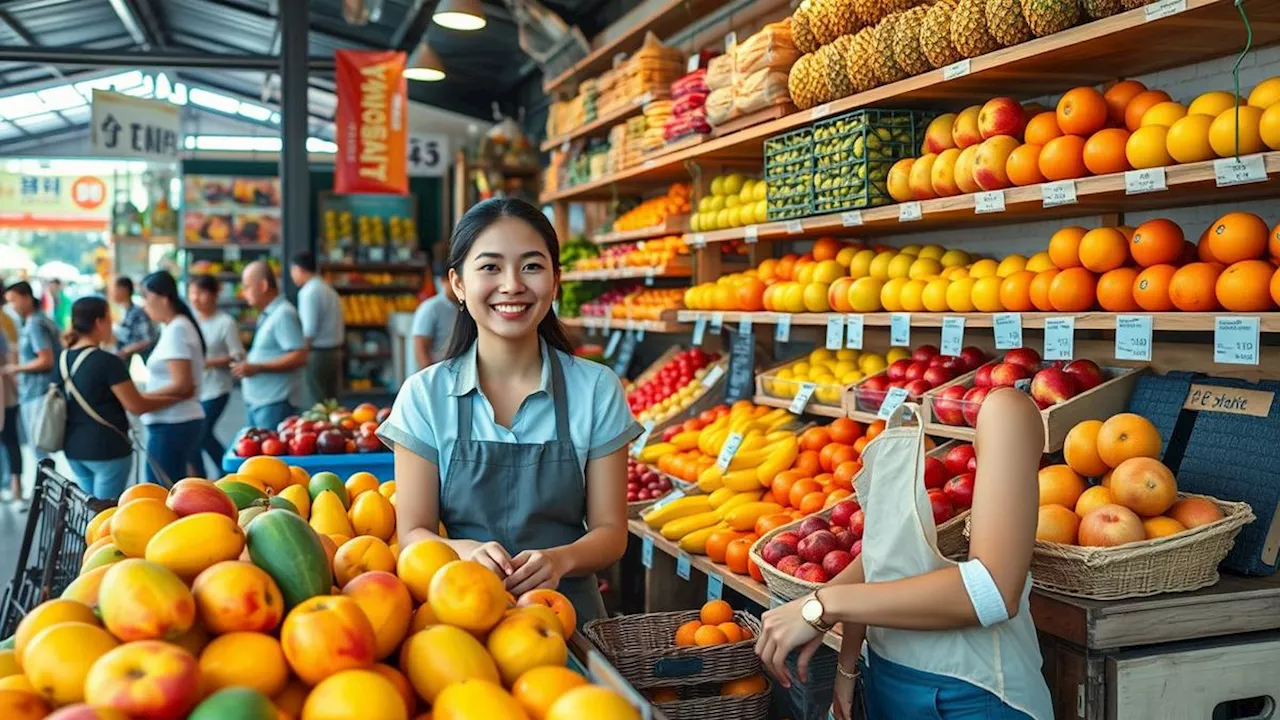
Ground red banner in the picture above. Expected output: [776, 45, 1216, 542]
[335, 50, 409, 194]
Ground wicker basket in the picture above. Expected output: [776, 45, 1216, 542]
[583, 610, 764, 689]
[749, 507, 835, 602]
[935, 509, 970, 559]
[651, 678, 773, 720]
[1023, 493, 1255, 600]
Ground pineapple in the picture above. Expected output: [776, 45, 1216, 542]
[1120, 0, 1153, 8]
[808, 0, 859, 46]
[846, 28, 881, 94]
[986, 0, 1032, 46]
[789, 53, 833, 110]
[1021, 0, 1081, 36]
[892, 6, 933, 77]
[871, 15, 907, 86]
[951, 0, 1000, 58]
[1082, 0, 1125, 17]
[819, 41, 856, 99]
[920, 0, 962, 68]
[853, 0, 918, 28]
[793, 1, 820, 55]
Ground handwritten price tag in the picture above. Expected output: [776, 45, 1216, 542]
[890, 313, 911, 347]
[1043, 316, 1076, 361]
[744, 225, 759, 244]
[974, 190, 1005, 214]
[676, 553, 691, 580]
[1114, 315, 1153, 361]
[1125, 168, 1167, 195]
[692, 315, 707, 345]
[716, 432, 744, 471]
[993, 312, 1023, 349]
[846, 314, 864, 350]
[809, 103, 833, 121]
[1214, 316, 1260, 365]
[650, 489, 686, 512]
[785, 220, 803, 235]
[642, 536, 654, 568]
[1214, 155, 1268, 187]
[701, 364, 725, 388]
[1041, 180, 1078, 207]
[775, 314, 792, 343]
[709, 312, 724, 333]
[686, 54, 699, 73]
[1145, 0, 1187, 21]
[941, 316, 965, 357]
[878, 387, 910, 420]
[841, 210, 864, 227]
[789, 382, 817, 414]
[706, 574, 724, 601]
[899, 201, 923, 222]
[631, 420, 655, 458]
[826, 316, 844, 350]
[943, 58, 971, 80]
[738, 317, 753, 337]
[690, 233, 706, 248]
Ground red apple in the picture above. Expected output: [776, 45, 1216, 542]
[796, 516, 831, 539]
[904, 361, 929, 383]
[904, 379, 933, 397]
[289, 432, 317, 456]
[260, 438, 286, 456]
[661, 426, 682, 442]
[763, 538, 799, 566]
[1002, 347, 1042, 370]
[927, 488, 955, 524]
[943, 443, 976, 477]
[1062, 359, 1105, 392]
[849, 539, 862, 558]
[933, 384, 968, 426]
[776, 555, 804, 576]
[922, 365, 956, 388]
[978, 96, 1027, 139]
[1077, 504, 1146, 547]
[961, 386, 990, 427]
[1029, 367, 1079, 409]
[848, 509, 865, 539]
[166, 478, 237, 519]
[798, 531, 840, 564]
[830, 526, 858, 551]
[830, 500, 860, 529]
[234, 436, 261, 458]
[912, 344, 940, 363]
[822, 550, 854, 578]
[794, 563, 831, 583]
[989, 362, 1033, 387]
[860, 374, 890, 392]
[959, 346, 988, 371]
[939, 356, 967, 374]
[923, 456, 951, 489]
[972, 363, 994, 388]
[944, 473, 976, 510]
[887, 359, 913, 382]
[774, 531, 802, 547]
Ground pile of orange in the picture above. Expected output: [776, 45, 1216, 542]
[762, 419, 873, 518]
[673, 601, 754, 647]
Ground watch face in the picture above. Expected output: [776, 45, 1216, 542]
[803, 598, 821, 622]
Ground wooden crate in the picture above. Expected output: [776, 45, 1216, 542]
[753, 356, 849, 418]
[920, 365, 1147, 453]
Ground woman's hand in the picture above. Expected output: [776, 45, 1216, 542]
[755, 597, 823, 688]
[505, 548, 567, 595]
[831, 668, 856, 720]
[468, 541, 515, 577]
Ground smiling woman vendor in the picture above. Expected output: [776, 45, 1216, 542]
[377, 198, 642, 623]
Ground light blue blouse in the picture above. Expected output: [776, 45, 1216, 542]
[377, 340, 643, 487]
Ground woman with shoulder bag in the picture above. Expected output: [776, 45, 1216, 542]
[61, 297, 189, 500]
[139, 272, 207, 484]
[755, 390, 1053, 720]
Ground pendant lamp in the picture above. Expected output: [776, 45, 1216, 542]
[433, 0, 487, 31]
[405, 43, 446, 82]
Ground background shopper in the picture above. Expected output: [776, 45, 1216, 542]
[112, 275, 157, 363]
[4, 281, 62, 466]
[139, 272, 207, 484]
[0, 320, 21, 503]
[233, 261, 307, 430]
[291, 251, 344, 406]
[410, 264, 457, 370]
[188, 274, 244, 473]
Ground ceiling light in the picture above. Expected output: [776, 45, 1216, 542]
[405, 43, 446, 82]
[433, 0, 486, 31]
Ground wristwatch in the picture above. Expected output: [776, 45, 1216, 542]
[801, 590, 833, 633]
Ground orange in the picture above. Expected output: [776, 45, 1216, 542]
[1125, 90, 1173, 131]
[865, 420, 886, 441]
[1204, 212, 1269, 264]
[1104, 80, 1148, 126]
[693, 625, 728, 646]
[1129, 218, 1185, 267]
[747, 559, 765, 583]
[833, 460, 862, 490]
[303, 669, 412, 720]
[1078, 227, 1130, 273]
[700, 599, 734, 626]
[1096, 268, 1140, 311]
[1216, 260, 1277, 311]
[1029, 269, 1060, 311]
[1005, 144, 1045, 186]
[852, 436, 871, 456]
[118, 483, 169, 506]
[828, 417, 863, 445]
[1064, 420, 1109, 478]
[239, 455, 293, 495]
[1024, 111, 1063, 146]
[1271, 221, 1280, 259]
[1096, 413, 1162, 468]
[110, 498, 178, 558]
[722, 674, 769, 696]
[396, 539, 460, 603]
[798, 427, 831, 452]
[1133, 264, 1178, 311]
[799, 492, 828, 515]
[1036, 504, 1080, 544]
[754, 513, 793, 537]
[200, 631, 289, 696]
[546, 686, 642, 720]
[334, 536, 397, 587]
[1048, 226, 1087, 269]
[704, 529, 742, 564]
[345, 472, 380, 499]
[1049, 267, 1098, 312]
[757, 258, 779, 282]
[1038, 135, 1088, 181]
[793, 450, 821, 477]
[428, 560, 509, 634]
[717, 622, 745, 643]
[1125, 126, 1173, 169]
[1057, 87, 1108, 136]
[812, 237, 841, 261]
[1039, 465, 1088, 508]
[789, 478, 821, 509]
[1143, 516, 1186, 539]
[1082, 128, 1131, 175]
[1075, 485, 1116, 518]
[998, 271, 1036, 311]
[1273, 266, 1280, 308]
[724, 538, 753, 575]
[1168, 262, 1222, 311]
[736, 278, 766, 312]
[513, 666, 588, 720]
[818, 442, 846, 473]
[674, 620, 702, 647]
[1110, 457, 1178, 517]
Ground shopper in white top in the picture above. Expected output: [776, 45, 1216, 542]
[140, 271, 206, 485]
[188, 274, 245, 476]
[291, 251, 344, 407]
[755, 390, 1053, 720]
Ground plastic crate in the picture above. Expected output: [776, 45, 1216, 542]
[811, 109, 925, 214]
[222, 449, 395, 482]
[764, 126, 813, 180]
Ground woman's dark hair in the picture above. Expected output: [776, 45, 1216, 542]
[143, 271, 207, 355]
[66, 295, 109, 346]
[443, 198, 574, 360]
[189, 274, 220, 295]
[114, 276, 134, 295]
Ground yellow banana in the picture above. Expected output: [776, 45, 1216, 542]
[696, 472, 724, 494]
[756, 438, 799, 485]
[721, 468, 767, 492]
[678, 521, 729, 554]
[638, 443, 676, 463]
[661, 511, 723, 540]
[724, 502, 784, 531]
[715, 490, 764, 517]
[642, 495, 711, 528]
[670, 431, 700, 451]
[707, 486, 738, 509]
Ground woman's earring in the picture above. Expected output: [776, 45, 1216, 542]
[457, 299, 466, 312]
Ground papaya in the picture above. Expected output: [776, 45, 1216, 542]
[268, 496, 298, 514]
[310, 491, 355, 538]
[145, 513, 246, 580]
[218, 481, 268, 511]
[246, 509, 333, 609]
[308, 472, 350, 509]
[188, 687, 278, 720]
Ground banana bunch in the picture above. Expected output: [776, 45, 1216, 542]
[641, 484, 782, 553]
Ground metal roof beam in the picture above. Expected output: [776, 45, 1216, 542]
[107, 0, 153, 48]
[0, 9, 64, 85]
[0, 46, 335, 71]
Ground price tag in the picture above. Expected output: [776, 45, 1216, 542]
[785, 220, 803, 235]
[701, 364, 725, 387]
[1125, 168, 1167, 195]
[709, 312, 724, 333]
[686, 54, 699, 73]
[637, 327, 646, 342]
[1043, 316, 1076, 361]
[993, 312, 1023, 349]
[890, 313, 911, 347]
[716, 432, 744, 471]
[641, 536, 654, 569]
[1214, 316, 1260, 365]
[877, 387, 910, 420]
[789, 382, 817, 414]
[369, 246, 388, 262]
[899, 201, 922, 222]
[692, 315, 707, 345]
[940, 316, 965, 357]
[587, 323, 598, 337]
[943, 58, 971, 81]
[644, 270, 656, 287]
[1041, 180, 1078, 207]
[841, 210, 864, 227]
[974, 190, 1006, 214]
[676, 553, 692, 580]
[809, 103, 832, 121]
[1214, 154, 1268, 187]
[775, 314, 792, 343]
[225, 245, 242, 261]
[743, 225, 758, 244]
[706, 574, 724, 601]
[631, 420, 656, 457]
[690, 233, 706, 248]
[1145, 0, 1187, 21]
[604, 330, 623, 358]
[826, 316, 844, 350]
[560, 140, 570, 153]
[1114, 315, 1153, 361]
[613, 52, 626, 68]
[649, 488, 686, 513]
[642, 159, 656, 169]
[846, 315, 864, 349]
[738, 317, 753, 337]
[724, 31, 737, 51]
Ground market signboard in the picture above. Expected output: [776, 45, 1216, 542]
[0, 172, 113, 230]
[407, 133, 449, 177]
[90, 90, 181, 160]
[335, 49, 409, 194]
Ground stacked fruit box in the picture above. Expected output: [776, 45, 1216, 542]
[811, 109, 929, 214]
[763, 126, 814, 221]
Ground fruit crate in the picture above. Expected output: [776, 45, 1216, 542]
[763, 126, 813, 181]
[843, 369, 931, 422]
[582, 609, 764, 689]
[812, 109, 929, 214]
[920, 364, 1147, 453]
[765, 169, 813, 221]
[650, 678, 772, 720]
[754, 357, 848, 416]
[222, 449, 395, 482]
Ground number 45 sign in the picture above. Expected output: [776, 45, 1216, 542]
[407, 133, 449, 177]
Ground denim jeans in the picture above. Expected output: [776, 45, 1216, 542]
[199, 394, 231, 471]
[863, 648, 1035, 720]
[247, 402, 295, 433]
[145, 419, 204, 485]
[67, 456, 133, 500]
[0, 405, 22, 479]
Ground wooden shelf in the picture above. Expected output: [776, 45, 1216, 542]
[540, 94, 655, 153]
[540, 0, 1280, 204]
[676, 310, 1280, 333]
[752, 393, 845, 418]
[322, 262, 427, 272]
[592, 215, 689, 245]
[562, 316, 685, 334]
[333, 285, 420, 294]
[182, 242, 279, 250]
[561, 264, 692, 281]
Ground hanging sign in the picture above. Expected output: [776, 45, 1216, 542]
[407, 133, 449, 177]
[335, 50, 409, 194]
[91, 90, 181, 160]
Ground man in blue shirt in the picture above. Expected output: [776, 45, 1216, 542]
[232, 262, 308, 430]
[2, 281, 62, 462]
[111, 276, 156, 363]
[290, 252, 344, 407]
